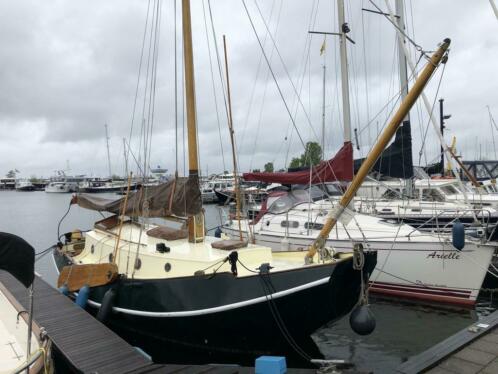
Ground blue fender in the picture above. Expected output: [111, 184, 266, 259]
[58, 284, 69, 296]
[75, 285, 90, 308]
[452, 220, 465, 250]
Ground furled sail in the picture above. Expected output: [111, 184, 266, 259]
[0, 232, 35, 288]
[354, 121, 413, 178]
[243, 141, 353, 184]
[73, 176, 202, 218]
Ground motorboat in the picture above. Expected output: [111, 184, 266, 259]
[15, 179, 35, 192]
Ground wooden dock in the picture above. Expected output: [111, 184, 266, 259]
[0, 270, 321, 373]
[0, 270, 154, 373]
[397, 309, 498, 374]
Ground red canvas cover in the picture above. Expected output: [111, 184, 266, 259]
[243, 141, 353, 184]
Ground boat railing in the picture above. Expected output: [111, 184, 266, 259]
[406, 207, 496, 241]
[12, 349, 43, 374]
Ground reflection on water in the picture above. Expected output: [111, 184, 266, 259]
[0, 191, 491, 372]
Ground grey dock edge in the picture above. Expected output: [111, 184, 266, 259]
[397, 309, 498, 373]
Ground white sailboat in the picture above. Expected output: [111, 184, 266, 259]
[225, 2, 495, 307]
[222, 187, 495, 306]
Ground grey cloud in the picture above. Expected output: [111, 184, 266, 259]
[0, 0, 497, 178]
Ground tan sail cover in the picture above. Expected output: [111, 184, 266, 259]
[72, 177, 202, 218]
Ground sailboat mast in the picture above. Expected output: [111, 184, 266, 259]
[105, 124, 112, 178]
[490, 0, 498, 21]
[306, 39, 451, 261]
[337, 0, 352, 143]
[395, 0, 409, 114]
[321, 64, 326, 160]
[182, 0, 199, 177]
[222, 35, 243, 241]
[182, 0, 205, 242]
[395, 0, 413, 194]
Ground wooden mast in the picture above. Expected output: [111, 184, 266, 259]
[305, 39, 451, 262]
[222, 35, 243, 241]
[182, 0, 204, 242]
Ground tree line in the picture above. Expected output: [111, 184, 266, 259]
[253, 141, 322, 173]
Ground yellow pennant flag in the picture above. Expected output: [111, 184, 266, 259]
[320, 38, 326, 55]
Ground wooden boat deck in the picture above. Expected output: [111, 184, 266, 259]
[397, 309, 498, 373]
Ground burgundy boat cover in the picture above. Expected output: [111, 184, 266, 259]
[73, 176, 202, 218]
[243, 141, 353, 184]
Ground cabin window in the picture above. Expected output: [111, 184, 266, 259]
[280, 220, 299, 228]
[134, 258, 142, 270]
[440, 185, 459, 194]
[304, 222, 324, 230]
[381, 189, 401, 199]
[164, 263, 172, 272]
[422, 189, 444, 202]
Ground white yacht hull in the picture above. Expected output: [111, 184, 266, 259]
[45, 184, 74, 193]
[223, 222, 495, 307]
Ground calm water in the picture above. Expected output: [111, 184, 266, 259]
[0, 191, 488, 373]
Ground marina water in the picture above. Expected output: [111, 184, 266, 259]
[0, 190, 487, 373]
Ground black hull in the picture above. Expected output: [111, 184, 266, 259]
[215, 190, 232, 205]
[53, 249, 376, 367]
[15, 187, 35, 191]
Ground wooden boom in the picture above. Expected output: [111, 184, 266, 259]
[306, 38, 451, 261]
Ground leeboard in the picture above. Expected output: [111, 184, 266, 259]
[57, 263, 119, 291]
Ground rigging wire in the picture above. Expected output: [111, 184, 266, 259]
[252, 0, 320, 142]
[239, 0, 278, 158]
[127, 0, 152, 177]
[174, 0, 178, 174]
[368, 0, 426, 57]
[361, 0, 372, 151]
[137, 0, 157, 178]
[280, 0, 321, 167]
[248, 0, 284, 171]
[281, 1, 317, 167]
[241, 0, 307, 150]
[417, 61, 447, 165]
[207, 0, 231, 126]
[345, 1, 363, 152]
[201, 0, 226, 172]
[145, 0, 162, 181]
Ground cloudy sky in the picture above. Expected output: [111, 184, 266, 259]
[0, 0, 497, 179]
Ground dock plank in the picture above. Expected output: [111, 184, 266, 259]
[397, 310, 498, 374]
[0, 270, 153, 373]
